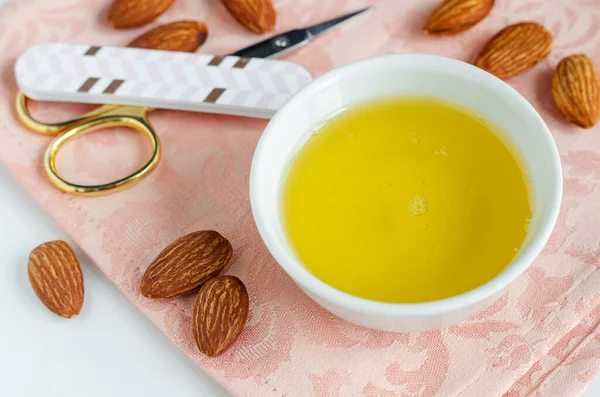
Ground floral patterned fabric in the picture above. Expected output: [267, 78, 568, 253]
[2, 0, 600, 396]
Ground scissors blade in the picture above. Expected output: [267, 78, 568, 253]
[230, 29, 311, 59]
[306, 6, 371, 38]
[231, 6, 372, 59]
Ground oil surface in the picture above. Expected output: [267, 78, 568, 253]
[281, 97, 532, 303]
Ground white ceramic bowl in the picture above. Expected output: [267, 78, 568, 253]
[249, 54, 562, 332]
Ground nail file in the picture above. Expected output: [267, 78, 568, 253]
[15, 42, 313, 119]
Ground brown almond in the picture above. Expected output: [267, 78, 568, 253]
[128, 21, 208, 52]
[552, 54, 600, 129]
[193, 276, 249, 357]
[28, 241, 84, 318]
[221, 0, 276, 34]
[108, 0, 175, 29]
[141, 231, 232, 299]
[425, 0, 494, 35]
[475, 22, 553, 79]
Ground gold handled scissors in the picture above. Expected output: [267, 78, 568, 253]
[14, 7, 370, 196]
[16, 94, 158, 195]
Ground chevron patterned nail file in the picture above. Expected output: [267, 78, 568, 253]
[15, 43, 313, 119]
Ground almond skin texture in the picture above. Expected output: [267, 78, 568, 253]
[552, 54, 600, 129]
[475, 22, 553, 79]
[193, 276, 249, 357]
[425, 0, 494, 35]
[28, 241, 84, 318]
[108, 0, 175, 29]
[128, 21, 208, 52]
[221, 0, 276, 33]
[141, 231, 232, 299]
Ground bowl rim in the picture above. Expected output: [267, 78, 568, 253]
[249, 53, 563, 317]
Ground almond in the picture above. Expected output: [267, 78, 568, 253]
[193, 276, 249, 357]
[475, 22, 553, 79]
[141, 231, 232, 299]
[552, 54, 600, 129]
[221, 0, 276, 34]
[128, 21, 208, 52]
[108, 0, 175, 29]
[425, 0, 494, 35]
[28, 241, 84, 318]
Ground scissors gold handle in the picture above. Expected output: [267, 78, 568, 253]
[15, 92, 161, 196]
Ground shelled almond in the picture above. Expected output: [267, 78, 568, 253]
[141, 231, 233, 299]
[552, 54, 600, 129]
[475, 22, 553, 79]
[221, 0, 276, 33]
[128, 21, 208, 52]
[108, 0, 175, 29]
[425, 0, 494, 35]
[193, 276, 249, 357]
[28, 241, 84, 318]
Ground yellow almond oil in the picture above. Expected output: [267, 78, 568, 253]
[281, 96, 532, 303]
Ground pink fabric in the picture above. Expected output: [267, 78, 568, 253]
[2, 0, 600, 396]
